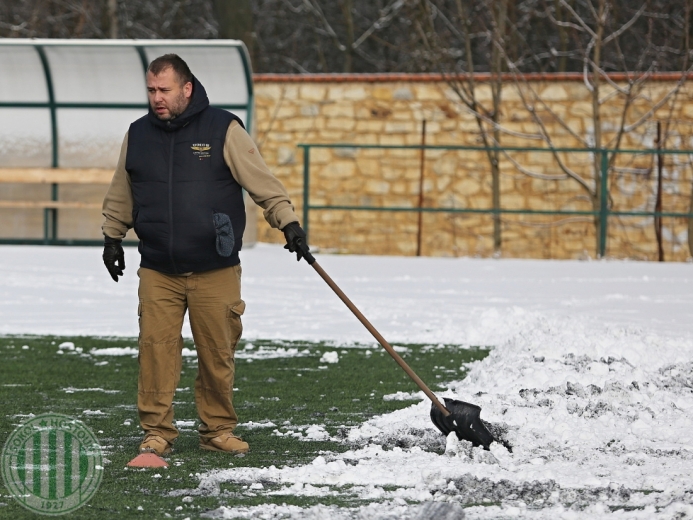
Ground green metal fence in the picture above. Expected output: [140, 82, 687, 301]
[299, 143, 693, 258]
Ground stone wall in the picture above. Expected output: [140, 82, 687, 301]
[253, 74, 693, 261]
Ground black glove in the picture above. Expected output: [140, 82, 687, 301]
[282, 222, 312, 262]
[103, 236, 125, 282]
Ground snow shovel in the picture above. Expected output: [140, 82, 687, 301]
[296, 240, 497, 450]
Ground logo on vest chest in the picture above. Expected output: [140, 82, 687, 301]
[191, 143, 212, 160]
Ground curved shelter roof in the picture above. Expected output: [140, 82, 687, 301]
[0, 39, 253, 169]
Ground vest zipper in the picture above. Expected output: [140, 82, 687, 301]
[168, 133, 179, 274]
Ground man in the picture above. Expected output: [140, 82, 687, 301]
[101, 54, 309, 456]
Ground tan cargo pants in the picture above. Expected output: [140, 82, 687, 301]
[137, 265, 245, 443]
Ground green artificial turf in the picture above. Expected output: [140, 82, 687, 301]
[0, 336, 488, 519]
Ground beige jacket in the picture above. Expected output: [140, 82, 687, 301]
[102, 120, 299, 240]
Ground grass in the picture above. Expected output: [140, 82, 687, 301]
[0, 336, 488, 519]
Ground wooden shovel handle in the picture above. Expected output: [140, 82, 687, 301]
[309, 260, 450, 417]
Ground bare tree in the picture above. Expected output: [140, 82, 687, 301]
[510, 0, 693, 255]
[213, 0, 254, 60]
[405, 0, 693, 257]
[0, 0, 218, 39]
[411, 0, 525, 254]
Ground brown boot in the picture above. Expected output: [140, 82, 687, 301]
[139, 434, 173, 456]
[200, 433, 249, 454]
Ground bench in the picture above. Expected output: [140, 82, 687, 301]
[0, 168, 113, 243]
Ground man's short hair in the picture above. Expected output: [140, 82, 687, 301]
[147, 54, 193, 86]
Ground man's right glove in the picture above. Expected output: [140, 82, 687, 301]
[282, 222, 312, 263]
[103, 236, 125, 282]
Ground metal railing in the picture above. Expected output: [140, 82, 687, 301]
[299, 143, 693, 258]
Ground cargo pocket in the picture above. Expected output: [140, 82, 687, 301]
[227, 299, 246, 351]
[213, 212, 234, 257]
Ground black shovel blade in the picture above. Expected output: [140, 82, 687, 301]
[430, 398, 496, 450]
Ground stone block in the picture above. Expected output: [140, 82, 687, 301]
[502, 193, 525, 209]
[267, 132, 292, 143]
[381, 166, 404, 180]
[276, 105, 298, 119]
[413, 85, 444, 100]
[334, 147, 358, 159]
[323, 103, 355, 118]
[373, 87, 393, 101]
[255, 84, 283, 101]
[326, 118, 356, 131]
[454, 178, 481, 195]
[323, 161, 356, 179]
[300, 104, 320, 117]
[392, 110, 415, 121]
[526, 196, 555, 210]
[441, 119, 459, 131]
[424, 121, 441, 134]
[393, 87, 414, 100]
[563, 82, 591, 101]
[356, 157, 382, 177]
[403, 170, 418, 180]
[380, 134, 406, 145]
[432, 157, 457, 176]
[391, 182, 408, 194]
[570, 102, 593, 117]
[457, 120, 480, 132]
[528, 151, 556, 166]
[308, 148, 331, 165]
[327, 85, 367, 101]
[283, 118, 315, 131]
[355, 120, 385, 132]
[352, 133, 379, 144]
[474, 83, 493, 104]
[531, 177, 557, 193]
[277, 146, 296, 165]
[365, 180, 390, 195]
[436, 177, 451, 191]
[300, 85, 326, 101]
[540, 85, 569, 101]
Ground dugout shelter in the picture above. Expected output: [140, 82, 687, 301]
[0, 39, 255, 244]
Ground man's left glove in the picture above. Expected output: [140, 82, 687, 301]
[103, 236, 125, 282]
[282, 222, 312, 263]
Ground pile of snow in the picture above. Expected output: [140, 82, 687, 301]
[90, 346, 138, 356]
[186, 309, 693, 518]
[382, 391, 425, 401]
[240, 420, 277, 430]
[319, 351, 339, 364]
[62, 387, 120, 394]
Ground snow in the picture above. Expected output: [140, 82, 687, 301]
[2, 243, 693, 518]
[319, 351, 339, 364]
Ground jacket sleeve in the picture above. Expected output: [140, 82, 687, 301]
[101, 132, 133, 240]
[223, 120, 300, 230]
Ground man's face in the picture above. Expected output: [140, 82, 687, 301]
[146, 67, 192, 121]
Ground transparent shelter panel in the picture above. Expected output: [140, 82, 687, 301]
[0, 108, 52, 167]
[227, 109, 247, 128]
[57, 108, 146, 168]
[45, 46, 146, 103]
[144, 46, 248, 106]
[0, 46, 48, 102]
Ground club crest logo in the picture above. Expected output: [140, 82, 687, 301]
[2, 413, 103, 516]
[191, 143, 212, 160]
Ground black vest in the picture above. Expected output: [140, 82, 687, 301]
[126, 78, 246, 274]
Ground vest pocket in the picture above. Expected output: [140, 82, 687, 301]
[213, 212, 234, 257]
